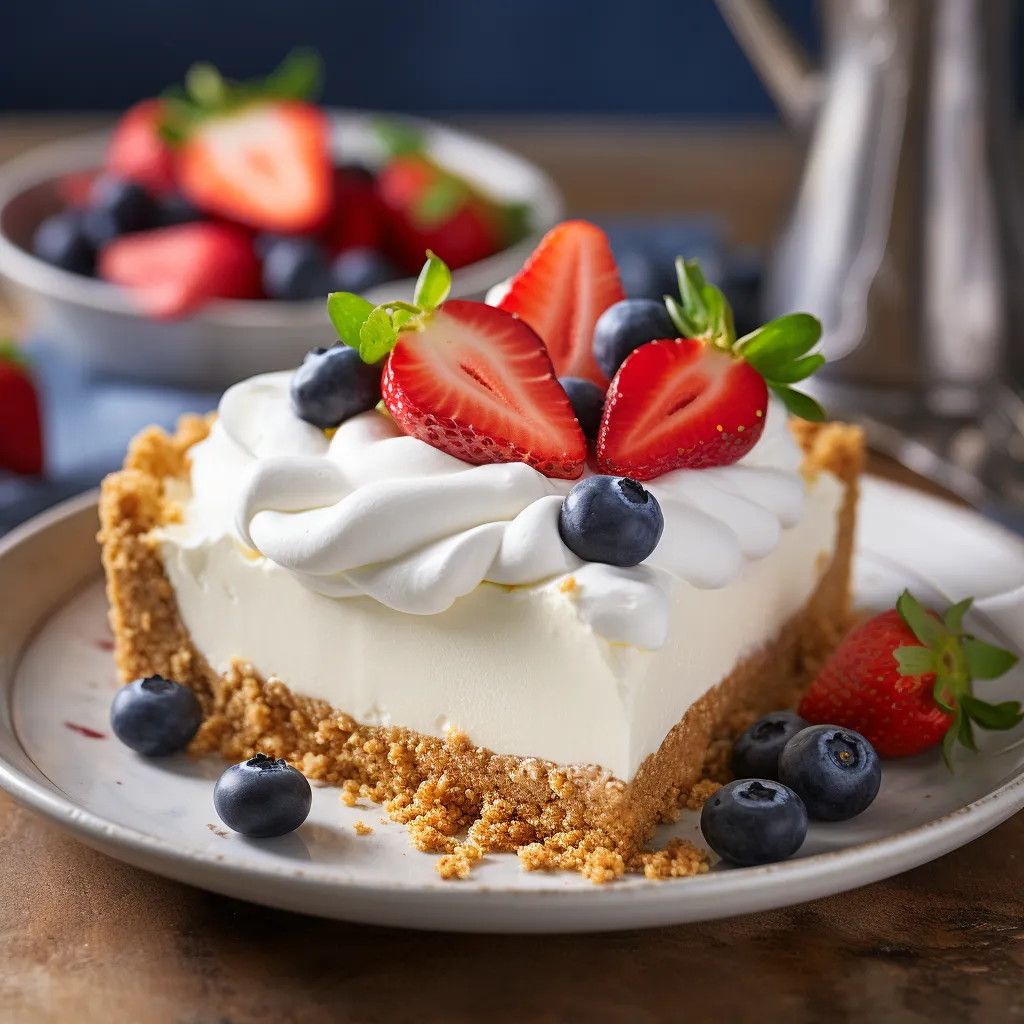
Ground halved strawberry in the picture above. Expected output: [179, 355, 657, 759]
[99, 222, 261, 319]
[598, 339, 768, 478]
[382, 299, 586, 478]
[176, 101, 332, 233]
[106, 99, 178, 195]
[498, 220, 624, 388]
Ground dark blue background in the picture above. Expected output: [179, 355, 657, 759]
[0, 0, 819, 116]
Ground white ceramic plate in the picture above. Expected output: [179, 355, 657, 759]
[0, 111, 563, 389]
[1, 479, 1023, 934]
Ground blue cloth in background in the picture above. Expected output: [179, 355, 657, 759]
[0, 219, 729, 535]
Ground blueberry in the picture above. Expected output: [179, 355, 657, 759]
[732, 711, 809, 781]
[291, 345, 383, 428]
[31, 211, 96, 275]
[700, 779, 809, 866]
[592, 298, 678, 380]
[262, 238, 333, 301]
[559, 475, 664, 566]
[82, 175, 159, 246]
[109, 675, 203, 756]
[559, 377, 606, 442]
[155, 192, 203, 228]
[214, 753, 312, 838]
[778, 724, 881, 822]
[331, 247, 397, 294]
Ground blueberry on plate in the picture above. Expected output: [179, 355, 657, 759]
[559, 377, 606, 442]
[261, 237, 333, 301]
[732, 710, 809, 781]
[82, 175, 159, 246]
[214, 753, 312, 838]
[331, 247, 397, 294]
[700, 778, 808, 866]
[32, 211, 96, 276]
[592, 298, 678, 380]
[559, 475, 664, 566]
[778, 724, 881, 822]
[290, 345, 383, 429]
[155, 192, 203, 228]
[109, 675, 203, 756]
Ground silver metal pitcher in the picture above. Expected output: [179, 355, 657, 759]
[717, 0, 1024, 421]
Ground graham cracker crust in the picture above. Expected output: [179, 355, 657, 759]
[98, 416, 863, 883]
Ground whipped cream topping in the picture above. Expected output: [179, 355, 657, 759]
[177, 371, 809, 651]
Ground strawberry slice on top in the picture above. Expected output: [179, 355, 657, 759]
[161, 51, 332, 233]
[498, 220, 624, 388]
[326, 254, 586, 478]
[597, 258, 826, 479]
[106, 99, 178, 196]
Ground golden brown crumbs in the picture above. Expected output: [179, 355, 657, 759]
[684, 779, 723, 811]
[633, 839, 711, 880]
[353, 820, 373, 836]
[435, 843, 484, 880]
[339, 780, 361, 807]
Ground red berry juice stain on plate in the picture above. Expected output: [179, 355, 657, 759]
[95, 637, 115, 652]
[63, 722, 105, 739]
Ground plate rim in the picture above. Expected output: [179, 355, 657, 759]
[1, 482, 1023, 925]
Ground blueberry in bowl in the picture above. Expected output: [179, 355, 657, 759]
[214, 753, 313, 838]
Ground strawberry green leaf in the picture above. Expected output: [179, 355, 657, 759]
[963, 638, 1020, 680]
[0, 339, 28, 369]
[762, 353, 826, 385]
[736, 313, 821, 372]
[961, 696, 1024, 731]
[358, 307, 399, 364]
[261, 48, 323, 101]
[413, 252, 451, 311]
[943, 597, 974, 635]
[413, 175, 468, 229]
[958, 710, 979, 752]
[184, 62, 228, 110]
[664, 295, 698, 338]
[942, 707, 961, 769]
[373, 120, 425, 158]
[895, 645, 937, 677]
[327, 292, 375, 350]
[675, 258, 710, 333]
[932, 676, 956, 714]
[770, 385, 826, 422]
[896, 590, 944, 648]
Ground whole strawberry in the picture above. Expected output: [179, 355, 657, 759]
[800, 590, 1021, 765]
[0, 342, 44, 477]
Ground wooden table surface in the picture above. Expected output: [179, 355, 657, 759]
[1, 117, 1022, 1024]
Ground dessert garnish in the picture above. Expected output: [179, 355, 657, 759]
[777, 725, 882, 821]
[99, 222, 261, 319]
[592, 297, 677, 381]
[700, 779, 809, 867]
[109, 675, 203, 756]
[730, 710, 809, 782]
[159, 49, 332, 233]
[327, 252, 587, 478]
[558, 476, 664, 567]
[214, 753, 313, 838]
[799, 591, 1022, 767]
[596, 258, 826, 478]
[557, 376, 606, 442]
[497, 220, 625, 386]
[0, 341, 44, 477]
[291, 345, 383, 429]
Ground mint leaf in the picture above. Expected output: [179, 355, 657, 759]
[943, 598, 974, 635]
[896, 591, 944, 648]
[328, 292, 374, 349]
[963, 638, 1020, 680]
[738, 313, 822, 372]
[763, 353, 826, 385]
[895, 645, 937, 677]
[771, 386, 826, 422]
[261, 48, 323, 101]
[961, 696, 1024, 731]
[358, 306, 399, 363]
[413, 252, 451, 311]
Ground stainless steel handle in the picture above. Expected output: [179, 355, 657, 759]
[715, 0, 823, 130]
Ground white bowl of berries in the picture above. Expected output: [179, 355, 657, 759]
[0, 53, 563, 390]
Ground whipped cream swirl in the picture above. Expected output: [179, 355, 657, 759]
[200, 371, 807, 650]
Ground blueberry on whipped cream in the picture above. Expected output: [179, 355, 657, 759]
[290, 345, 383, 429]
[558, 476, 664, 567]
